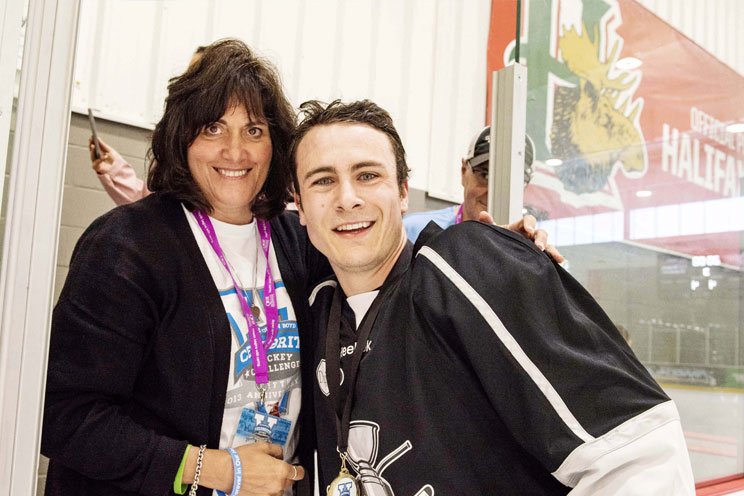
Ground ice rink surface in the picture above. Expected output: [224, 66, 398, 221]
[666, 385, 744, 483]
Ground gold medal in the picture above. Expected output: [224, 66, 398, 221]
[327, 453, 359, 496]
[251, 305, 261, 319]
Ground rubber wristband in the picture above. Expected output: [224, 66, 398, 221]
[227, 447, 242, 496]
[173, 444, 191, 495]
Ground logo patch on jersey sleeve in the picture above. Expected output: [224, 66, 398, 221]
[316, 359, 345, 397]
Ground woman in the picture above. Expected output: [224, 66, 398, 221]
[42, 39, 326, 496]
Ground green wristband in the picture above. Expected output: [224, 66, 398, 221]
[173, 444, 192, 495]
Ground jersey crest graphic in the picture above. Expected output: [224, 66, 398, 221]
[345, 420, 434, 496]
[316, 359, 345, 397]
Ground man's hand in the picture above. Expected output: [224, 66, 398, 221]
[89, 136, 120, 175]
[477, 211, 564, 263]
[185, 442, 305, 496]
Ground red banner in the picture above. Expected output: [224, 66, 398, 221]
[488, 0, 744, 267]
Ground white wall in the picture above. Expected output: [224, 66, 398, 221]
[72, 0, 491, 200]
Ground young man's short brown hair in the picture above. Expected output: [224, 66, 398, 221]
[290, 99, 410, 197]
[147, 38, 296, 220]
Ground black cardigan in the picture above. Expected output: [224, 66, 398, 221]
[41, 193, 329, 496]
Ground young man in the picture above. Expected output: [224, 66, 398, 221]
[291, 99, 694, 495]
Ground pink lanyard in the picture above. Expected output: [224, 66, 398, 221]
[455, 204, 463, 224]
[193, 211, 278, 387]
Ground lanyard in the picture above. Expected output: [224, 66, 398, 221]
[193, 211, 278, 386]
[455, 204, 463, 224]
[324, 244, 412, 454]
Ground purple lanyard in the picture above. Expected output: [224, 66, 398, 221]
[193, 211, 278, 386]
[455, 204, 463, 224]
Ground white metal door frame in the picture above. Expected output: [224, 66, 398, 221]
[0, 0, 27, 200]
[0, 0, 80, 493]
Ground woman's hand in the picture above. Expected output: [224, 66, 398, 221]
[185, 442, 305, 496]
[233, 442, 304, 495]
[89, 136, 121, 175]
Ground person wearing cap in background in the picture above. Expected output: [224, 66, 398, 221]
[403, 126, 563, 262]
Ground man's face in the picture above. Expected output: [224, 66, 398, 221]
[295, 122, 408, 279]
[461, 158, 489, 222]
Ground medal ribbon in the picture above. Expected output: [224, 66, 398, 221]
[324, 244, 413, 454]
[455, 204, 463, 224]
[194, 211, 278, 386]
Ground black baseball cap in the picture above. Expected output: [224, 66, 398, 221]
[465, 126, 535, 170]
[465, 126, 491, 168]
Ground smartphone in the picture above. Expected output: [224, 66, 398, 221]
[87, 108, 102, 159]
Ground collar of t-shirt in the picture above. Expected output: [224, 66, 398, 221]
[184, 205, 258, 242]
[206, 214, 257, 239]
[346, 290, 380, 329]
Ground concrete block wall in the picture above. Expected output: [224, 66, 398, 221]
[54, 112, 151, 302]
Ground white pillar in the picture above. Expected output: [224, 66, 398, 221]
[488, 63, 527, 225]
[0, 0, 81, 493]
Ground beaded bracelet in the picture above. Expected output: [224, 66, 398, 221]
[226, 447, 243, 496]
[189, 444, 207, 496]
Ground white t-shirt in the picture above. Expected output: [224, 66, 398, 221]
[346, 290, 379, 329]
[185, 207, 301, 494]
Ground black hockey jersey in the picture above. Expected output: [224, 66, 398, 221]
[310, 221, 693, 496]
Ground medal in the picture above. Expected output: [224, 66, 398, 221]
[327, 453, 359, 496]
[250, 305, 261, 319]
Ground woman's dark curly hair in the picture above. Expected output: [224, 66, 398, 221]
[147, 39, 295, 219]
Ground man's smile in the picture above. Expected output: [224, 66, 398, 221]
[333, 221, 374, 234]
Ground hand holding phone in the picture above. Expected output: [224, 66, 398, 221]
[87, 109, 117, 175]
[87, 108, 101, 159]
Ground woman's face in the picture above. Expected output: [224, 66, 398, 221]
[187, 103, 273, 225]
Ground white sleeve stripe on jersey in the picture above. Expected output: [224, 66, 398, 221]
[417, 246, 595, 444]
[552, 400, 693, 492]
[308, 279, 337, 306]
